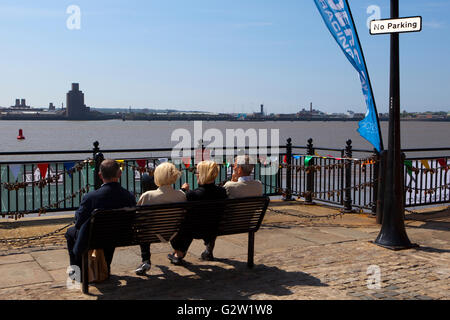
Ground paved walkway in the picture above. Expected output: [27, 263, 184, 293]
[0, 202, 448, 300]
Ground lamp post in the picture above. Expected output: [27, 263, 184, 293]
[374, 0, 416, 250]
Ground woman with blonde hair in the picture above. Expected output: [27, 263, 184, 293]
[168, 160, 227, 265]
[134, 162, 186, 275]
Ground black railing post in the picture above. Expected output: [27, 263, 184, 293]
[372, 149, 380, 215]
[344, 139, 353, 212]
[93, 141, 104, 190]
[376, 150, 387, 224]
[401, 152, 406, 219]
[283, 138, 293, 201]
[305, 138, 315, 204]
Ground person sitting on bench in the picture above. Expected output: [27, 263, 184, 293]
[65, 159, 136, 277]
[224, 155, 263, 199]
[134, 162, 186, 275]
[168, 160, 227, 265]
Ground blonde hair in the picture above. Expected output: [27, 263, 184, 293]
[197, 161, 219, 185]
[153, 162, 181, 187]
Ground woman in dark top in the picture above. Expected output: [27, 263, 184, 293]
[168, 160, 227, 264]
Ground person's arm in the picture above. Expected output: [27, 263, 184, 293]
[181, 183, 190, 193]
[74, 194, 93, 229]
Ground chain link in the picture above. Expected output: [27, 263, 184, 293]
[0, 222, 73, 244]
[267, 207, 344, 220]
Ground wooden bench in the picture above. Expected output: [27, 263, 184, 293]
[81, 196, 270, 293]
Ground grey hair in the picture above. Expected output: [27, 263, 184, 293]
[235, 155, 255, 176]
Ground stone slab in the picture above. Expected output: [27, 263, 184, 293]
[31, 250, 69, 271]
[0, 254, 34, 265]
[0, 261, 53, 289]
[110, 247, 141, 273]
[48, 268, 71, 284]
[284, 227, 352, 245]
[318, 227, 374, 241]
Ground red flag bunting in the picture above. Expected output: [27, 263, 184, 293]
[136, 160, 147, 168]
[182, 157, 191, 168]
[437, 158, 448, 170]
[37, 163, 49, 178]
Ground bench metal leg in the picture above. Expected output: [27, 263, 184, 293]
[82, 251, 89, 294]
[247, 232, 255, 268]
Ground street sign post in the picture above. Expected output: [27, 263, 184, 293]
[370, 16, 422, 35]
[373, 2, 419, 250]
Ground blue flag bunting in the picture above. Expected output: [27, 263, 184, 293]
[64, 162, 76, 178]
[314, 0, 382, 152]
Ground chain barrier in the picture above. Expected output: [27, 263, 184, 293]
[0, 222, 73, 244]
[266, 207, 345, 220]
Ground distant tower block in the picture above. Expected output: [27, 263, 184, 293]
[310, 102, 313, 113]
[21, 99, 26, 107]
[260, 104, 264, 116]
[66, 83, 90, 119]
[15, 99, 20, 107]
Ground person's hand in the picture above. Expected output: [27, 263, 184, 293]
[231, 172, 239, 182]
[182, 183, 190, 191]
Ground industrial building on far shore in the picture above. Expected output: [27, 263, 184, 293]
[0, 83, 113, 120]
[0, 83, 448, 121]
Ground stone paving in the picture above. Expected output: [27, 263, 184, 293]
[0, 202, 448, 300]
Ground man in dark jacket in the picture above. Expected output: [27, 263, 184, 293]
[65, 159, 136, 275]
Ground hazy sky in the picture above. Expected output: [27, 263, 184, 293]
[0, 0, 449, 114]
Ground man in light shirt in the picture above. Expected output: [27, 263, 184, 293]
[224, 155, 263, 198]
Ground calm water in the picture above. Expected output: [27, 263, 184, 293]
[0, 120, 448, 161]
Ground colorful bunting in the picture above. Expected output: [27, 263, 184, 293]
[420, 160, 430, 170]
[136, 160, 147, 169]
[182, 157, 191, 169]
[37, 163, 49, 179]
[116, 160, 125, 171]
[304, 156, 313, 167]
[9, 165, 22, 181]
[404, 160, 414, 179]
[63, 162, 76, 178]
[437, 158, 448, 170]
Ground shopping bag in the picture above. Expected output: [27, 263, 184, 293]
[88, 249, 109, 283]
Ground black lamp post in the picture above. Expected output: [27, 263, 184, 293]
[374, 0, 417, 250]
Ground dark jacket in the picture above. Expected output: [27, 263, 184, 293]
[73, 182, 136, 256]
[185, 183, 227, 202]
[74, 182, 136, 229]
[182, 183, 227, 239]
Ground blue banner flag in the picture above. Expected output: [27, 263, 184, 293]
[64, 162, 76, 178]
[314, 0, 383, 151]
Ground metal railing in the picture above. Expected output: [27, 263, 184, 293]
[1, 140, 448, 219]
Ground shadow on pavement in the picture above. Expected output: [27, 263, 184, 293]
[88, 258, 327, 299]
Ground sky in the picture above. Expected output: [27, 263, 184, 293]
[0, 0, 449, 114]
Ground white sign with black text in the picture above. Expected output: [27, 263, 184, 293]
[370, 16, 422, 35]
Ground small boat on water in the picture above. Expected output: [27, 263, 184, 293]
[17, 129, 25, 140]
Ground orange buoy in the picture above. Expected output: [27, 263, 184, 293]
[17, 129, 25, 140]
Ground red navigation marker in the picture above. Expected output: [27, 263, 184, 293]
[17, 129, 25, 140]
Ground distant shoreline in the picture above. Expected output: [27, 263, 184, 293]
[0, 116, 448, 122]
